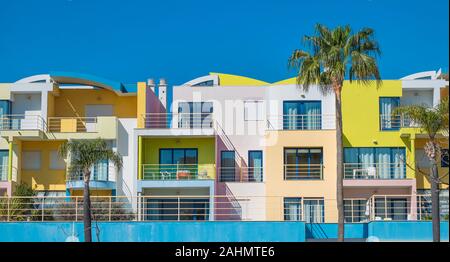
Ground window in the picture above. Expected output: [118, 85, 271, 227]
[244, 101, 264, 121]
[284, 148, 323, 180]
[192, 80, 214, 87]
[158, 149, 198, 180]
[417, 189, 449, 220]
[0, 100, 11, 130]
[379, 97, 400, 130]
[22, 151, 41, 170]
[49, 151, 66, 170]
[416, 149, 431, 168]
[374, 197, 407, 220]
[145, 197, 209, 221]
[344, 199, 368, 223]
[344, 147, 406, 179]
[283, 101, 321, 130]
[284, 197, 302, 221]
[178, 102, 213, 128]
[248, 151, 263, 182]
[304, 198, 325, 223]
[442, 149, 449, 168]
[0, 150, 8, 181]
[220, 151, 235, 182]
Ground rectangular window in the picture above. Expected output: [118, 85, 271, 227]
[284, 197, 302, 221]
[374, 197, 407, 221]
[284, 148, 323, 180]
[248, 150, 263, 182]
[0, 150, 9, 181]
[0, 100, 11, 130]
[344, 147, 406, 179]
[145, 197, 209, 221]
[344, 199, 368, 223]
[379, 97, 400, 130]
[442, 149, 449, 168]
[304, 198, 325, 223]
[158, 149, 198, 180]
[220, 151, 236, 182]
[244, 101, 264, 121]
[283, 101, 321, 130]
[49, 150, 66, 170]
[178, 102, 213, 128]
[22, 151, 41, 170]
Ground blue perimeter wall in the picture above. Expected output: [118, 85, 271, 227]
[0, 221, 448, 242]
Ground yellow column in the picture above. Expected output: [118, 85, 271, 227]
[138, 136, 143, 180]
[8, 140, 13, 181]
[409, 134, 416, 179]
[137, 82, 147, 128]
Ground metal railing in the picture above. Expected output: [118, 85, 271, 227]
[142, 113, 214, 129]
[0, 194, 447, 222]
[218, 167, 263, 182]
[142, 164, 215, 180]
[284, 164, 323, 180]
[267, 114, 336, 130]
[344, 163, 407, 179]
[380, 114, 417, 130]
[47, 117, 97, 133]
[0, 114, 46, 131]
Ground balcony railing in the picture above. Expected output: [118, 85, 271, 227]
[142, 113, 214, 129]
[218, 167, 263, 182]
[380, 114, 417, 130]
[47, 117, 97, 133]
[344, 163, 407, 180]
[284, 164, 323, 180]
[267, 114, 335, 130]
[0, 115, 46, 131]
[141, 164, 215, 180]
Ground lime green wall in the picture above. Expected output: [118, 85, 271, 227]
[341, 80, 416, 179]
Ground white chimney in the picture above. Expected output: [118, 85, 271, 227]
[158, 78, 167, 109]
[147, 78, 155, 92]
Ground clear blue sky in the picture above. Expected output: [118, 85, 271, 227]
[1, 0, 448, 85]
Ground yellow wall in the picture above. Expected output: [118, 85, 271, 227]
[137, 82, 146, 128]
[0, 84, 11, 100]
[264, 130, 338, 222]
[414, 138, 449, 189]
[20, 141, 66, 191]
[52, 88, 137, 118]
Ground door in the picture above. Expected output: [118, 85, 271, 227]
[248, 151, 263, 182]
[220, 151, 235, 182]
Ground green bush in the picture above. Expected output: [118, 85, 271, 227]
[0, 183, 39, 221]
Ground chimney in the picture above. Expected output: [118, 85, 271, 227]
[147, 78, 155, 92]
[158, 78, 167, 109]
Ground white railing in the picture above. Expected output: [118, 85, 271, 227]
[0, 194, 446, 222]
[284, 164, 323, 180]
[267, 114, 336, 130]
[141, 164, 215, 180]
[380, 114, 417, 130]
[218, 167, 263, 182]
[142, 113, 214, 129]
[0, 114, 46, 131]
[344, 163, 407, 180]
[47, 117, 97, 133]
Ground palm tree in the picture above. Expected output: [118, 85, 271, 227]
[288, 24, 381, 241]
[394, 98, 449, 242]
[59, 138, 122, 242]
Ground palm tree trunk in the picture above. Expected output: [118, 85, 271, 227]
[83, 170, 92, 242]
[335, 90, 345, 242]
[430, 161, 440, 242]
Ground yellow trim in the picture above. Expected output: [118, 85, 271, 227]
[271, 77, 297, 85]
[8, 141, 13, 181]
[137, 82, 147, 128]
[138, 136, 143, 180]
[209, 72, 269, 86]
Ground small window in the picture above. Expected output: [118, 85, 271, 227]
[192, 80, 214, 87]
[441, 149, 449, 168]
[284, 197, 302, 221]
[22, 151, 41, 170]
[49, 151, 66, 170]
[244, 101, 264, 121]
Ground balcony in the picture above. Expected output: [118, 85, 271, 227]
[218, 167, 263, 182]
[283, 164, 323, 180]
[344, 163, 407, 180]
[267, 114, 335, 130]
[0, 115, 46, 139]
[46, 116, 117, 140]
[142, 113, 214, 129]
[379, 114, 417, 131]
[141, 164, 215, 180]
[66, 163, 116, 190]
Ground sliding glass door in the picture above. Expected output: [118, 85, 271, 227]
[220, 151, 236, 182]
[248, 151, 263, 182]
[178, 102, 213, 128]
[283, 101, 321, 130]
[159, 149, 198, 179]
[379, 97, 400, 130]
[284, 148, 323, 180]
[145, 197, 210, 221]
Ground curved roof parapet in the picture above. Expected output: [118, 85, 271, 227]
[401, 69, 442, 80]
[181, 74, 219, 86]
[49, 71, 136, 93]
[15, 74, 52, 84]
[209, 72, 269, 86]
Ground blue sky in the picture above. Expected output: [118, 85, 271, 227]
[0, 0, 448, 85]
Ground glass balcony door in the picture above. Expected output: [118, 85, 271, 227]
[220, 151, 236, 182]
[178, 102, 213, 128]
[284, 148, 323, 180]
[145, 197, 209, 221]
[283, 101, 321, 130]
[248, 150, 263, 182]
[0, 150, 9, 181]
[159, 148, 198, 180]
[379, 97, 400, 130]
